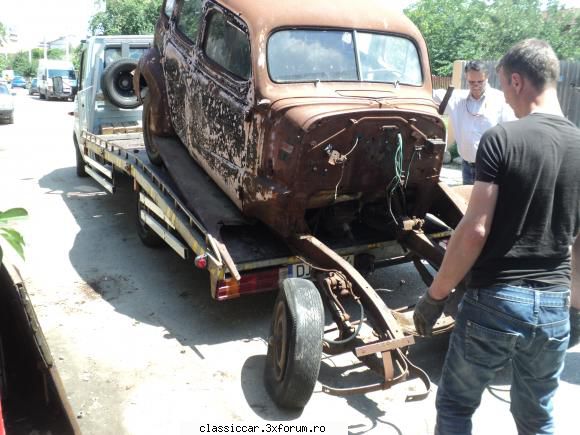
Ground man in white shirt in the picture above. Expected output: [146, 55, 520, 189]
[434, 61, 515, 184]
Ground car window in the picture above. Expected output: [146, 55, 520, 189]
[177, 0, 202, 42]
[0, 85, 9, 95]
[164, 0, 176, 17]
[268, 29, 422, 85]
[104, 47, 148, 68]
[48, 69, 77, 80]
[203, 12, 251, 80]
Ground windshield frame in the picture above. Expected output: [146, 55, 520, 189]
[266, 27, 424, 87]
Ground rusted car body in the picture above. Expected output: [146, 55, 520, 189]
[135, 0, 447, 239]
[134, 0, 465, 409]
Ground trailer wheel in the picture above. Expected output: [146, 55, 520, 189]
[142, 96, 163, 166]
[264, 278, 324, 409]
[136, 195, 164, 248]
[101, 58, 141, 109]
[73, 133, 87, 177]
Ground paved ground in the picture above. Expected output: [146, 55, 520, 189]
[0, 90, 578, 434]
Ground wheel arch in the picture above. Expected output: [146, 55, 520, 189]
[134, 48, 175, 137]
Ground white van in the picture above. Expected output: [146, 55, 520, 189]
[37, 60, 77, 100]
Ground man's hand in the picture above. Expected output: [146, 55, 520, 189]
[413, 290, 448, 336]
[570, 307, 580, 348]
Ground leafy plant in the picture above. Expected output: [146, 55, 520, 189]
[0, 208, 28, 265]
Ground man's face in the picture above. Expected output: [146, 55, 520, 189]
[466, 70, 487, 99]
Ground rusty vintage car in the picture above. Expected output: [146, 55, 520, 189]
[135, 0, 466, 409]
[135, 0, 449, 238]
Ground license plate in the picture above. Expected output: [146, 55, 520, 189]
[287, 254, 354, 279]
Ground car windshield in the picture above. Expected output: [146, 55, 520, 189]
[48, 69, 76, 79]
[268, 29, 422, 85]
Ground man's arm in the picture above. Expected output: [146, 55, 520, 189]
[428, 181, 499, 300]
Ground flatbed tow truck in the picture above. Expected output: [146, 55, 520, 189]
[73, 35, 470, 409]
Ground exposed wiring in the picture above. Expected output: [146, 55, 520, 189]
[386, 133, 404, 225]
[296, 255, 339, 274]
[404, 149, 418, 190]
[333, 136, 360, 200]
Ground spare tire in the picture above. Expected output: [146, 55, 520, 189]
[101, 58, 141, 109]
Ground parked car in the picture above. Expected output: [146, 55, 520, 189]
[28, 78, 39, 95]
[11, 76, 26, 89]
[135, 0, 446, 238]
[0, 84, 14, 124]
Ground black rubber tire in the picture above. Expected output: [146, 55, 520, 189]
[101, 58, 141, 109]
[39, 91, 46, 100]
[73, 133, 87, 177]
[142, 95, 164, 166]
[264, 278, 324, 409]
[136, 194, 164, 248]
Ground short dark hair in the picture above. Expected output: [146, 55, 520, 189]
[464, 60, 487, 75]
[496, 39, 559, 90]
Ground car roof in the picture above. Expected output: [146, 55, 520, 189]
[218, 0, 421, 39]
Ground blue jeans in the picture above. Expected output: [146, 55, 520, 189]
[461, 161, 475, 185]
[435, 285, 570, 435]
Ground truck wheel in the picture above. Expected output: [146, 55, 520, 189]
[136, 194, 164, 248]
[264, 278, 324, 409]
[101, 58, 141, 109]
[142, 96, 163, 166]
[73, 134, 87, 177]
[39, 91, 45, 100]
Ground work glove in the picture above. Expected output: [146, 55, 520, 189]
[413, 290, 447, 337]
[570, 307, 580, 349]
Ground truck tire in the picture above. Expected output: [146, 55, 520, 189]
[136, 194, 164, 248]
[101, 58, 141, 109]
[73, 133, 87, 177]
[264, 278, 324, 409]
[142, 96, 164, 166]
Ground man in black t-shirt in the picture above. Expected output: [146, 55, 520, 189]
[413, 39, 580, 434]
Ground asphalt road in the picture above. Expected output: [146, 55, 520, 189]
[0, 90, 578, 435]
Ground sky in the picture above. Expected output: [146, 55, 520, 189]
[1, 0, 100, 47]
[1, 0, 579, 49]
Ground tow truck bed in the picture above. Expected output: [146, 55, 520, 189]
[79, 130, 448, 300]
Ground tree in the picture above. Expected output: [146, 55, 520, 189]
[405, 0, 580, 76]
[89, 0, 162, 35]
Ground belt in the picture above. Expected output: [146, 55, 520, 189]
[464, 161, 476, 167]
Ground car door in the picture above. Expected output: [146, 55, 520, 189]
[196, 6, 252, 191]
[162, 0, 203, 145]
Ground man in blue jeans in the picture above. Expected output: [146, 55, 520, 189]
[414, 39, 580, 434]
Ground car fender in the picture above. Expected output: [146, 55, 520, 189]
[134, 48, 174, 137]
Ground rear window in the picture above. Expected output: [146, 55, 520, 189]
[48, 69, 76, 80]
[104, 47, 148, 68]
[268, 29, 422, 85]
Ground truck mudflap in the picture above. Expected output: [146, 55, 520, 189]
[0, 262, 80, 434]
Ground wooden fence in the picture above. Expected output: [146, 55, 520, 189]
[432, 75, 452, 89]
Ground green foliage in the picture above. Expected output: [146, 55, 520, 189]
[405, 0, 580, 76]
[89, 0, 162, 35]
[0, 208, 28, 265]
[71, 44, 83, 71]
